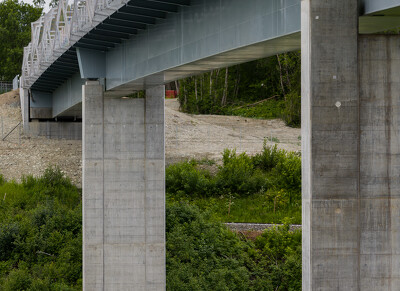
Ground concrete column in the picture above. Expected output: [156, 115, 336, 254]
[302, 1, 400, 290]
[19, 86, 29, 132]
[358, 35, 400, 290]
[83, 81, 165, 290]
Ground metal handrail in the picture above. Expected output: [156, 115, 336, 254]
[21, 0, 128, 88]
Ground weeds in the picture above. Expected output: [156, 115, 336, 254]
[166, 143, 302, 224]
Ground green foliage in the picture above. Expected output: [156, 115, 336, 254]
[0, 0, 42, 80]
[0, 164, 302, 290]
[167, 193, 301, 225]
[166, 160, 216, 197]
[253, 220, 302, 291]
[272, 152, 302, 194]
[226, 99, 285, 120]
[0, 167, 82, 290]
[0, 174, 6, 186]
[252, 143, 285, 172]
[166, 144, 302, 224]
[282, 91, 301, 127]
[216, 149, 268, 197]
[176, 51, 301, 127]
[166, 202, 301, 290]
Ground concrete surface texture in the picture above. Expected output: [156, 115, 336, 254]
[82, 81, 165, 290]
[19, 87, 28, 131]
[302, 0, 400, 289]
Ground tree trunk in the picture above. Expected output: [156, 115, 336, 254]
[221, 67, 229, 106]
[200, 76, 203, 100]
[284, 53, 292, 90]
[194, 77, 199, 112]
[195, 77, 198, 101]
[276, 55, 286, 97]
[234, 68, 240, 100]
[214, 69, 220, 104]
[183, 83, 187, 110]
[175, 80, 180, 96]
[209, 70, 213, 97]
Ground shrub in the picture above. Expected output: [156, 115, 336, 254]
[166, 161, 215, 197]
[0, 174, 5, 186]
[167, 203, 302, 290]
[0, 168, 82, 290]
[216, 149, 269, 196]
[252, 142, 285, 172]
[2, 268, 32, 291]
[254, 220, 302, 291]
[272, 152, 302, 193]
[166, 202, 252, 291]
[0, 222, 19, 261]
[282, 91, 301, 127]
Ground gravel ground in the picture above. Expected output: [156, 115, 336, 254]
[0, 92, 300, 187]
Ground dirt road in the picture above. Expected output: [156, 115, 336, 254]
[0, 92, 300, 187]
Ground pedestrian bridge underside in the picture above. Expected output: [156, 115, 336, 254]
[21, 0, 400, 119]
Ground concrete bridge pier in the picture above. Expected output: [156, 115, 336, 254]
[82, 81, 165, 290]
[303, 0, 400, 289]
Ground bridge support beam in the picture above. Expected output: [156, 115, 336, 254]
[302, 1, 400, 290]
[82, 81, 165, 290]
[19, 87, 29, 132]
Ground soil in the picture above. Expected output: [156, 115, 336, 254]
[0, 92, 301, 187]
[165, 99, 301, 165]
[0, 90, 82, 186]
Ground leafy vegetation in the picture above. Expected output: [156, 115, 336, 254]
[167, 202, 301, 290]
[0, 167, 82, 290]
[166, 143, 302, 224]
[0, 144, 302, 290]
[176, 52, 301, 127]
[0, 0, 42, 81]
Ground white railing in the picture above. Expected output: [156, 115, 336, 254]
[12, 75, 19, 90]
[21, 0, 128, 88]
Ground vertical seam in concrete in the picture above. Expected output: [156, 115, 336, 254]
[163, 87, 166, 291]
[144, 93, 147, 290]
[356, 28, 361, 291]
[386, 36, 392, 290]
[102, 85, 105, 291]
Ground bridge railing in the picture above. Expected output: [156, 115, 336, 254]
[12, 75, 19, 90]
[0, 82, 13, 94]
[21, 0, 128, 89]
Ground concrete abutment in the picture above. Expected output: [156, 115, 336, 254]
[302, 0, 400, 289]
[82, 81, 165, 290]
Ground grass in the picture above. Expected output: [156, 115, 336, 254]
[167, 193, 301, 224]
[166, 145, 302, 225]
[224, 99, 285, 120]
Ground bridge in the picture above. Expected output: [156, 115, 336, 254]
[19, 0, 400, 290]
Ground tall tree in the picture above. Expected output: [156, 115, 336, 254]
[0, 0, 42, 81]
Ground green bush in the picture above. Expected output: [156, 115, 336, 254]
[252, 142, 285, 172]
[216, 149, 269, 197]
[272, 152, 302, 194]
[166, 202, 252, 290]
[166, 202, 301, 290]
[0, 167, 82, 290]
[166, 160, 215, 197]
[282, 91, 301, 127]
[2, 268, 32, 291]
[0, 167, 302, 290]
[0, 174, 5, 186]
[254, 220, 302, 291]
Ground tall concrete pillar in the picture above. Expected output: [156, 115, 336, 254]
[19, 86, 29, 132]
[302, 1, 400, 290]
[83, 81, 165, 290]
